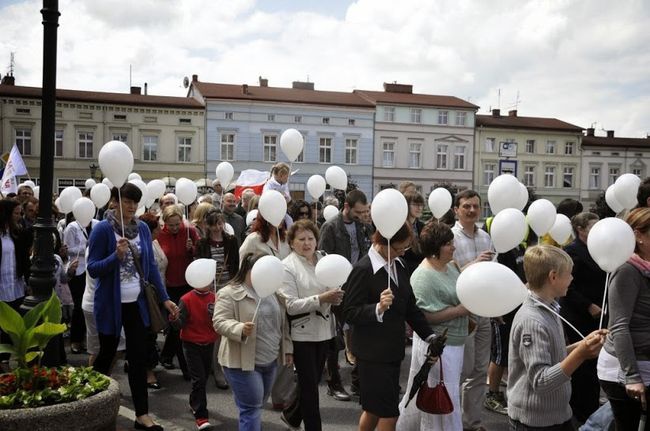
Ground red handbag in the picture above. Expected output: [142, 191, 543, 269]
[415, 359, 454, 415]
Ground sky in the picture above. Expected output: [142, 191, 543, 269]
[1, 0, 649, 138]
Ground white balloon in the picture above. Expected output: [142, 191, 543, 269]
[175, 177, 198, 206]
[224, 223, 235, 236]
[85, 179, 96, 190]
[129, 179, 147, 208]
[90, 183, 111, 209]
[59, 186, 82, 214]
[526, 199, 557, 236]
[614, 173, 641, 210]
[32, 186, 40, 200]
[102, 178, 114, 189]
[135, 206, 145, 217]
[490, 208, 526, 253]
[246, 209, 258, 227]
[280, 128, 304, 162]
[185, 258, 217, 289]
[72, 197, 95, 228]
[251, 255, 284, 298]
[54, 197, 61, 212]
[307, 175, 326, 200]
[23, 180, 35, 189]
[515, 183, 529, 211]
[488, 174, 521, 214]
[325, 166, 347, 191]
[258, 190, 287, 227]
[323, 205, 339, 222]
[428, 188, 452, 219]
[98, 140, 134, 188]
[371, 188, 408, 239]
[549, 214, 572, 245]
[144, 197, 156, 209]
[216, 162, 235, 188]
[315, 254, 353, 287]
[605, 184, 625, 214]
[587, 217, 635, 272]
[457, 261, 527, 317]
[128, 172, 142, 181]
[147, 179, 166, 201]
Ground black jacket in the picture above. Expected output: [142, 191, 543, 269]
[318, 213, 370, 263]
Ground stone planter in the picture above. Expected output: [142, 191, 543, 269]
[0, 377, 120, 431]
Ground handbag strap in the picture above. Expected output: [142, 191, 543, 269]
[127, 242, 147, 284]
[437, 357, 444, 383]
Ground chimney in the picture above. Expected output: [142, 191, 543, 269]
[292, 81, 314, 90]
[586, 128, 595, 136]
[492, 109, 501, 117]
[192, 74, 198, 82]
[144, 82, 148, 95]
[242, 84, 249, 94]
[259, 76, 268, 87]
[606, 130, 614, 138]
[383, 82, 413, 94]
[508, 109, 517, 117]
[1, 74, 15, 86]
[130, 86, 141, 95]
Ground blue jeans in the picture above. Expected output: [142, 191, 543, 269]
[223, 362, 278, 431]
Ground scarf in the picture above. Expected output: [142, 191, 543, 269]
[105, 209, 139, 240]
[628, 253, 650, 278]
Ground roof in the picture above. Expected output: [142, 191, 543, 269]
[0, 84, 204, 109]
[354, 89, 479, 109]
[476, 113, 583, 132]
[582, 135, 650, 149]
[191, 81, 375, 108]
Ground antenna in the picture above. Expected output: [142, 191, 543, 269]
[497, 88, 501, 110]
[9, 52, 15, 76]
[514, 90, 520, 110]
[129, 64, 132, 88]
[183, 76, 190, 88]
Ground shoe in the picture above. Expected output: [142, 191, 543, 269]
[147, 382, 161, 390]
[195, 418, 213, 430]
[350, 385, 360, 397]
[327, 385, 351, 401]
[484, 391, 508, 415]
[133, 419, 163, 430]
[160, 360, 175, 370]
[214, 376, 229, 390]
[280, 411, 302, 431]
[70, 345, 84, 354]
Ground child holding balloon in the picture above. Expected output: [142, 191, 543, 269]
[263, 162, 292, 203]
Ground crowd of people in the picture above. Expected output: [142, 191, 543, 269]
[2, 171, 650, 431]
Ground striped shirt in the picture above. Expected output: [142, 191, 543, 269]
[451, 221, 494, 268]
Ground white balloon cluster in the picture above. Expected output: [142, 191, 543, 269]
[606, 173, 641, 213]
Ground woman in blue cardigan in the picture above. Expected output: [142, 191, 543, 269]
[88, 183, 178, 431]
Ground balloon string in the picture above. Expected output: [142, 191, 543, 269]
[186, 206, 190, 241]
[117, 187, 125, 238]
[220, 190, 224, 211]
[244, 299, 262, 345]
[387, 237, 392, 293]
[530, 295, 586, 340]
[599, 272, 610, 330]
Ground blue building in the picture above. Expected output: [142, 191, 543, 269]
[188, 75, 375, 200]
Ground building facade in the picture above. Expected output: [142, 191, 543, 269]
[355, 84, 478, 196]
[0, 80, 205, 194]
[189, 76, 375, 200]
[474, 109, 583, 218]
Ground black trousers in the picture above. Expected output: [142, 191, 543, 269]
[183, 341, 214, 420]
[284, 340, 330, 431]
[160, 285, 191, 372]
[600, 379, 650, 431]
[68, 273, 87, 344]
[94, 302, 149, 417]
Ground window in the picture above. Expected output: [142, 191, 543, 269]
[77, 132, 93, 159]
[345, 138, 358, 165]
[144, 116, 157, 123]
[545, 140, 556, 154]
[524, 166, 536, 187]
[294, 115, 302, 123]
[544, 166, 555, 187]
[15, 129, 32, 155]
[611, 152, 620, 156]
[225, 112, 233, 120]
[113, 114, 126, 121]
[456, 111, 467, 126]
[143, 135, 158, 161]
[589, 167, 601, 189]
[322, 117, 330, 125]
[410, 108, 422, 123]
[55, 129, 63, 158]
[525, 140, 535, 154]
[382, 142, 395, 168]
[179, 118, 191, 124]
[263, 135, 277, 162]
[633, 168, 643, 177]
[485, 138, 495, 152]
[348, 118, 356, 126]
[16, 108, 30, 115]
[294, 134, 305, 163]
[436, 144, 448, 169]
[319, 137, 332, 163]
[484, 163, 496, 185]
[408, 143, 421, 168]
[384, 107, 395, 122]
[453, 146, 466, 170]
[267, 114, 275, 122]
[609, 166, 620, 185]
[592, 151, 601, 155]
[177, 137, 192, 162]
[482, 201, 492, 219]
[565, 142, 574, 155]
[220, 133, 235, 161]
[563, 167, 574, 188]
[112, 133, 127, 145]
[438, 110, 448, 125]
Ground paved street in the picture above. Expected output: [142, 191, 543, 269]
[69, 342, 509, 430]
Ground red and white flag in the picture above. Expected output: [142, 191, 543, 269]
[234, 169, 269, 198]
[1, 144, 28, 195]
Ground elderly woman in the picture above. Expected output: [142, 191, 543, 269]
[88, 183, 178, 431]
[343, 223, 445, 431]
[397, 221, 469, 431]
[278, 220, 342, 431]
[598, 207, 650, 431]
[212, 253, 293, 431]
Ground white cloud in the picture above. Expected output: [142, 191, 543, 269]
[1, 0, 648, 136]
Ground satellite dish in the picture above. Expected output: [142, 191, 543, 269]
[183, 76, 190, 88]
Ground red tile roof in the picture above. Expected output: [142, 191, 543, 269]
[0, 85, 204, 109]
[582, 135, 650, 149]
[476, 114, 583, 132]
[354, 89, 479, 109]
[191, 81, 375, 108]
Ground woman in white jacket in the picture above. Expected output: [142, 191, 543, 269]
[278, 219, 344, 431]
